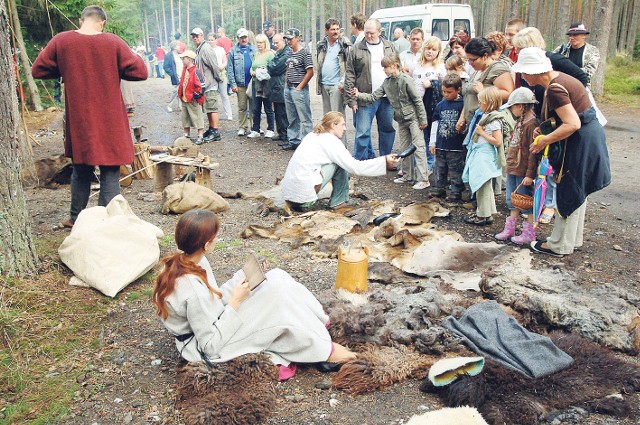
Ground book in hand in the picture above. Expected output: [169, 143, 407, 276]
[242, 254, 266, 290]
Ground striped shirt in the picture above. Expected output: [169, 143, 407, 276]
[286, 48, 313, 86]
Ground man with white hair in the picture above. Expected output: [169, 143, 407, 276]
[227, 28, 257, 136]
[393, 28, 410, 53]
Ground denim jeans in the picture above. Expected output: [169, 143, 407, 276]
[284, 85, 313, 146]
[506, 174, 533, 214]
[70, 164, 120, 222]
[252, 95, 275, 132]
[434, 149, 465, 194]
[321, 163, 349, 208]
[422, 124, 436, 171]
[544, 175, 557, 208]
[353, 97, 395, 160]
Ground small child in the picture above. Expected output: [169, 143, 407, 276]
[429, 73, 466, 200]
[462, 86, 504, 225]
[177, 50, 206, 145]
[445, 55, 469, 83]
[495, 87, 539, 244]
[353, 53, 430, 190]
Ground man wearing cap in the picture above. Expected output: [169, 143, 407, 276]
[174, 32, 187, 54]
[32, 5, 147, 229]
[263, 21, 276, 49]
[227, 28, 257, 136]
[191, 27, 222, 142]
[554, 23, 600, 86]
[344, 18, 396, 160]
[316, 18, 351, 122]
[282, 28, 314, 151]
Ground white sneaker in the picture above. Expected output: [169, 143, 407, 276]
[227, 115, 233, 121]
[247, 131, 261, 138]
[167, 105, 173, 112]
[393, 176, 412, 184]
[413, 181, 431, 190]
[237, 129, 246, 136]
[265, 130, 274, 138]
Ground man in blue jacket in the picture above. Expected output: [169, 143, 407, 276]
[226, 28, 257, 136]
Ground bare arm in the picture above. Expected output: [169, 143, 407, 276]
[530, 103, 581, 154]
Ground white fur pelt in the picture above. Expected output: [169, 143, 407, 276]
[406, 406, 489, 425]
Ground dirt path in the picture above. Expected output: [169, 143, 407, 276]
[25, 77, 640, 424]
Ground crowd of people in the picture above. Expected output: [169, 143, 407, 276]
[31, 5, 611, 375]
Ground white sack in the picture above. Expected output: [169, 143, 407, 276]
[59, 195, 164, 297]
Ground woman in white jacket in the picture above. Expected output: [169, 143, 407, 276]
[281, 112, 398, 210]
[153, 210, 356, 380]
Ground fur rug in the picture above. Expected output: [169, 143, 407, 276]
[332, 345, 435, 395]
[420, 332, 640, 424]
[406, 406, 488, 425]
[175, 353, 279, 425]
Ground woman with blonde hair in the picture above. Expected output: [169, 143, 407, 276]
[410, 36, 446, 174]
[247, 33, 275, 138]
[154, 209, 357, 380]
[281, 112, 398, 210]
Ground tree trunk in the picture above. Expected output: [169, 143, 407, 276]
[311, 0, 317, 55]
[8, 0, 42, 112]
[0, 0, 39, 276]
[210, 0, 214, 32]
[178, 0, 182, 34]
[590, 0, 614, 96]
[162, 0, 169, 45]
[625, 0, 640, 54]
[483, 0, 498, 33]
[242, 0, 247, 28]
[170, 0, 175, 34]
[609, 0, 623, 56]
[554, 0, 571, 51]
[155, 10, 162, 48]
[187, 0, 190, 38]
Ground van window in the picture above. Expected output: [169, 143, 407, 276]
[381, 21, 391, 39]
[431, 19, 450, 41]
[453, 19, 471, 37]
[391, 19, 422, 39]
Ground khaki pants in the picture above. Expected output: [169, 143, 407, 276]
[397, 120, 428, 182]
[546, 200, 586, 255]
[476, 179, 497, 217]
[236, 86, 251, 131]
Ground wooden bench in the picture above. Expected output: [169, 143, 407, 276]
[149, 154, 220, 192]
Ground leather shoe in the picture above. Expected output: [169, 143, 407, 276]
[281, 143, 299, 151]
[397, 144, 417, 158]
[315, 361, 342, 373]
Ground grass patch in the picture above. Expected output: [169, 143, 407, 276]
[0, 269, 113, 424]
[214, 238, 243, 250]
[603, 57, 640, 107]
[158, 234, 174, 248]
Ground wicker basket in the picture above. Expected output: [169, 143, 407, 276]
[511, 181, 533, 210]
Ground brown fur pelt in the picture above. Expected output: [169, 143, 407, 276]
[420, 332, 640, 424]
[332, 345, 435, 395]
[175, 353, 279, 425]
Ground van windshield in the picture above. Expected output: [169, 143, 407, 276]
[385, 19, 422, 40]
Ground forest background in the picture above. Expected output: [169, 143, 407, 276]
[7, 0, 640, 103]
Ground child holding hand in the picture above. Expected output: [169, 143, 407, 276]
[495, 87, 539, 244]
[353, 53, 430, 189]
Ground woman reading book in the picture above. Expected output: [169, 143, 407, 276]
[153, 209, 356, 380]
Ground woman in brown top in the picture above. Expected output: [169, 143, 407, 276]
[456, 37, 514, 132]
[512, 47, 610, 257]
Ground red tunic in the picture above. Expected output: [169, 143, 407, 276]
[32, 31, 147, 166]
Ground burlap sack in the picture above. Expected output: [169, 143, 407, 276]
[161, 181, 230, 214]
[59, 195, 164, 297]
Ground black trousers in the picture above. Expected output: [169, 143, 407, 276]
[273, 101, 289, 142]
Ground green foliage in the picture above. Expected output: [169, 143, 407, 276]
[604, 57, 640, 107]
[634, 33, 640, 60]
[105, 0, 144, 46]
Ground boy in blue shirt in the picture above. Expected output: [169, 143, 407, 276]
[429, 73, 466, 200]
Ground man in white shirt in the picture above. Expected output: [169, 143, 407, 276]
[400, 28, 423, 74]
[344, 19, 396, 160]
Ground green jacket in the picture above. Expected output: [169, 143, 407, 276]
[266, 46, 291, 104]
[357, 72, 427, 125]
[344, 38, 396, 108]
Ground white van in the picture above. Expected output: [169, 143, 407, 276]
[370, 3, 475, 43]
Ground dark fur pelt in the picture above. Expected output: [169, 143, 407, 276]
[175, 353, 279, 425]
[420, 332, 640, 425]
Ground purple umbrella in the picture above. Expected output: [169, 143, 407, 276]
[533, 145, 554, 228]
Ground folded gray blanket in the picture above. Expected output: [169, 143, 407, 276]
[443, 301, 573, 378]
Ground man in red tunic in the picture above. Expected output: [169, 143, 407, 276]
[32, 5, 147, 228]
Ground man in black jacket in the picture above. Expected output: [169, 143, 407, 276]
[267, 33, 292, 144]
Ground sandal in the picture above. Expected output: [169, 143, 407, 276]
[530, 241, 563, 258]
[539, 208, 555, 224]
[463, 213, 494, 226]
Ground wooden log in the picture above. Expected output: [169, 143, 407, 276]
[194, 166, 214, 190]
[133, 143, 154, 179]
[154, 162, 174, 192]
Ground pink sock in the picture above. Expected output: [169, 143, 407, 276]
[325, 319, 331, 329]
[278, 364, 297, 381]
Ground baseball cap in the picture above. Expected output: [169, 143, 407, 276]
[263, 20, 272, 29]
[178, 50, 197, 60]
[503, 87, 538, 109]
[284, 28, 301, 39]
[190, 27, 204, 36]
[237, 28, 249, 38]
[566, 22, 589, 35]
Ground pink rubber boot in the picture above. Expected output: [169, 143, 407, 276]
[511, 221, 536, 245]
[495, 217, 517, 241]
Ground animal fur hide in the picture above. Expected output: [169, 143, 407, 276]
[332, 345, 435, 395]
[175, 353, 279, 425]
[420, 332, 640, 425]
[481, 250, 640, 354]
[406, 406, 489, 425]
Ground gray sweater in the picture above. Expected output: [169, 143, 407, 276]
[195, 42, 220, 91]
